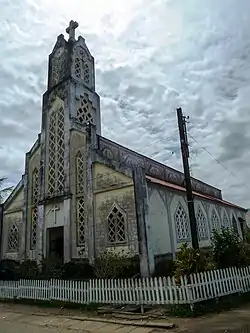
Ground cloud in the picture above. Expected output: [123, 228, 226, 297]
[1, 0, 250, 207]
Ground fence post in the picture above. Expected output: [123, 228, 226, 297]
[88, 279, 92, 305]
[184, 275, 194, 311]
[16, 280, 21, 300]
[235, 267, 243, 294]
[48, 279, 52, 301]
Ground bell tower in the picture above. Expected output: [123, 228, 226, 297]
[46, 20, 101, 132]
[36, 21, 100, 263]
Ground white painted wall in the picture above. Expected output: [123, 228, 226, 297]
[148, 188, 172, 255]
[148, 183, 246, 256]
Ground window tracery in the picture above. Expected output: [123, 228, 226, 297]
[8, 223, 19, 251]
[32, 168, 39, 204]
[174, 203, 190, 242]
[222, 211, 230, 228]
[211, 208, 220, 232]
[76, 94, 94, 125]
[31, 207, 38, 250]
[74, 55, 91, 86]
[107, 204, 126, 244]
[76, 152, 85, 194]
[77, 197, 85, 247]
[31, 168, 39, 250]
[48, 107, 65, 196]
[83, 62, 90, 84]
[196, 205, 208, 240]
[75, 57, 81, 78]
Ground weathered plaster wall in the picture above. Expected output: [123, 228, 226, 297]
[2, 186, 24, 260]
[93, 162, 138, 256]
[147, 187, 172, 256]
[147, 182, 245, 256]
[4, 187, 24, 213]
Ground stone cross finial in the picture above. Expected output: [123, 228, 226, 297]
[66, 20, 79, 40]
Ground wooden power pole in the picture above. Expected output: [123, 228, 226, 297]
[176, 107, 199, 250]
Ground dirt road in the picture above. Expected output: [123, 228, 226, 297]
[2, 302, 250, 332]
[0, 320, 68, 333]
[0, 304, 157, 333]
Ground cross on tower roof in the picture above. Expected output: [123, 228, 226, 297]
[66, 20, 79, 41]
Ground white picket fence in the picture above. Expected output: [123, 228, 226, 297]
[1, 266, 250, 305]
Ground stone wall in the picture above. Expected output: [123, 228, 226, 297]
[93, 162, 138, 256]
[1, 185, 24, 260]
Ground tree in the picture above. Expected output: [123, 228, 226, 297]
[0, 177, 13, 203]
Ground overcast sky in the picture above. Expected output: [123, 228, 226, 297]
[1, 0, 250, 207]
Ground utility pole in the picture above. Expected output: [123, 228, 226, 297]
[176, 107, 199, 251]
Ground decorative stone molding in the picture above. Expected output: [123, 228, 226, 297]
[98, 136, 222, 199]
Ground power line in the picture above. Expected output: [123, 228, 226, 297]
[188, 133, 241, 182]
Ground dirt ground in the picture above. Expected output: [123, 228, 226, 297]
[1, 302, 250, 332]
[0, 320, 71, 333]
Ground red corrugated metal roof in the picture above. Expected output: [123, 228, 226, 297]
[146, 175, 246, 211]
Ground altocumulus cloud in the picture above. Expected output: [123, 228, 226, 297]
[0, 0, 250, 206]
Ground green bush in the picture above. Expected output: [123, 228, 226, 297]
[0, 259, 20, 280]
[174, 243, 205, 283]
[20, 260, 39, 279]
[94, 250, 138, 278]
[153, 258, 175, 277]
[62, 261, 94, 280]
[211, 228, 250, 268]
[40, 257, 62, 279]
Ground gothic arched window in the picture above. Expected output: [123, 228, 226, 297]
[76, 93, 94, 125]
[76, 152, 85, 194]
[30, 168, 39, 250]
[8, 224, 19, 251]
[222, 211, 230, 228]
[77, 197, 85, 247]
[107, 204, 126, 245]
[211, 208, 220, 232]
[75, 57, 81, 78]
[174, 203, 190, 242]
[83, 62, 90, 84]
[196, 205, 208, 240]
[48, 106, 65, 196]
[31, 207, 38, 250]
[232, 214, 238, 234]
[32, 168, 39, 204]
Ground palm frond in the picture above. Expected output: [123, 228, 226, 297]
[0, 178, 13, 203]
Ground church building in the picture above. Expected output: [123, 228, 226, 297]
[0, 21, 246, 277]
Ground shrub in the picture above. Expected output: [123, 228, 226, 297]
[211, 228, 250, 268]
[40, 257, 62, 279]
[62, 261, 94, 280]
[20, 260, 39, 279]
[121, 255, 140, 278]
[153, 258, 175, 277]
[0, 259, 20, 280]
[174, 243, 205, 283]
[94, 250, 137, 278]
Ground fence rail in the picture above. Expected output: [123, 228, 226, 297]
[1, 266, 250, 305]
